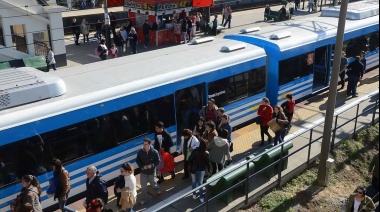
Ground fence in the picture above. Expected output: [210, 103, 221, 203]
[155, 90, 379, 211]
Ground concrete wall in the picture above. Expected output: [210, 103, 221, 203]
[0, 1, 67, 66]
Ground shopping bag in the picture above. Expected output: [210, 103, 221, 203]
[267, 119, 281, 133]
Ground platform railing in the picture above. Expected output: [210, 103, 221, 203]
[155, 90, 379, 212]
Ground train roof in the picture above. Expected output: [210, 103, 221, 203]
[0, 39, 265, 131]
[225, 14, 379, 53]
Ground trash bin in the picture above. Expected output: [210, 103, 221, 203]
[253, 141, 293, 179]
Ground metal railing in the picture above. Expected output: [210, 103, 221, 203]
[155, 90, 379, 211]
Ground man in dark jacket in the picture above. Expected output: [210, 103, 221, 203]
[84, 165, 108, 208]
[346, 56, 364, 98]
[136, 138, 161, 205]
[142, 20, 151, 48]
[71, 18, 81, 45]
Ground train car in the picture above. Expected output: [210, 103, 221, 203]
[225, 1, 379, 105]
[0, 39, 267, 211]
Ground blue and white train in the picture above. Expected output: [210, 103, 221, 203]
[0, 5, 378, 211]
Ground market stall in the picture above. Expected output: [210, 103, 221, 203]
[123, 0, 192, 46]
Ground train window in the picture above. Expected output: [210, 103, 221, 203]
[116, 104, 149, 143]
[209, 67, 266, 107]
[279, 53, 314, 86]
[0, 134, 52, 188]
[148, 95, 175, 132]
[341, 32, 379, 58]
[248, 66, 266, 96]
[49, 121, 97, 162]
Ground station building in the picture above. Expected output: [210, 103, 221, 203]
[0, 0, 67, 67]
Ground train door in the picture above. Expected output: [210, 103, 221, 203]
[175, 83, 205, 140]
[313, 45, 330, 91]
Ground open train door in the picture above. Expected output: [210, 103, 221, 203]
[174, 83, 205, 142]
[313, 45, 330, 91]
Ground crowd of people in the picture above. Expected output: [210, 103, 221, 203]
[9, 92, 379, 211]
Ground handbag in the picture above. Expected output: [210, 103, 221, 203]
[119, 188, 136, 210]
[267, 119, 281, 133]
[46, 181, 56, 198]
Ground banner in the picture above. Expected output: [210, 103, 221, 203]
[193, 0, 213, 8]
[108, 0, 124, 7]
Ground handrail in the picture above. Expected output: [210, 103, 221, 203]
[155, 90, 379, 212]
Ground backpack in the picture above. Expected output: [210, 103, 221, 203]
[95, 46, 102, 56]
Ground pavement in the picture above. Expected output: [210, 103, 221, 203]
[61, 5, 323, 68]
[55, 4, 379, 212]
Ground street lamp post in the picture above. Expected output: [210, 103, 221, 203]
[316, 0, 349, 186]
[103, 0, 111, 48]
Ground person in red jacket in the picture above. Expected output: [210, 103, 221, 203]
[281, 94, 295, 128]
[258, 97, 273, 146]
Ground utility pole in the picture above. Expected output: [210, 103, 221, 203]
[103, 0, 111, 48]
[317, 0, 348, 186]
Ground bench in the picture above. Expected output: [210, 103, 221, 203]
[265, 10, 292, 22]
[207, 161, 255, 204]
[0, 62, 11, 70]
[22, 56, 46, 71]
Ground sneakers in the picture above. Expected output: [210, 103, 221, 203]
[200, 198, 204, 203]
[193, 194, 197, 199]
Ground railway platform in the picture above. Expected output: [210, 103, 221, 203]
[60, 68, 379, 212]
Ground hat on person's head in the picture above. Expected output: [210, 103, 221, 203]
[208, 98, 215, 104]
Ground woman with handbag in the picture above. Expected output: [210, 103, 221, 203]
[114, 163, 136, 212]
[10, 175, 42, 212]
[271, 106, 289, 146]
[177, 129, 200, 180]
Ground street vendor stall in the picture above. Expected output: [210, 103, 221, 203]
[123, 0, 192, 46]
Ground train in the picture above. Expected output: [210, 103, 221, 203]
[0, 5, 378, 211]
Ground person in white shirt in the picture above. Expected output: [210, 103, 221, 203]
[67, 0, 72, 10]
[45, 46, 57, 72]
[177, 129, 200, 179]
[114, 163, 137, 212]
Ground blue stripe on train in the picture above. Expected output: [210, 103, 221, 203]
[0, 127, 177, 208]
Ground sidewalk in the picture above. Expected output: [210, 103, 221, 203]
[62, 5, 322, 67]
[61, 68, 378, 212]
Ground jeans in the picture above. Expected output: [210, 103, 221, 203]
[273, 130, 284, 146]
[182, 32, 187, 43]
[339, 72, 346, 88]
[347, 75, 359, 97]
[187, 27, 192, 40]
[58, 191, 76, 212]
[260, 125, 271, 142]
[46, 63, 57, 72]
[144, 34, 150, 46]
[131, 45, 137, 54]
[191, 171, 205, 199]
[223, 15, 231, 28]
[96, 30, 102, 41]
[83, 34, 89, 43]
[211, 162, 223, 175]
[140, 173, 160, 202]
[117, 46, 122, 57]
